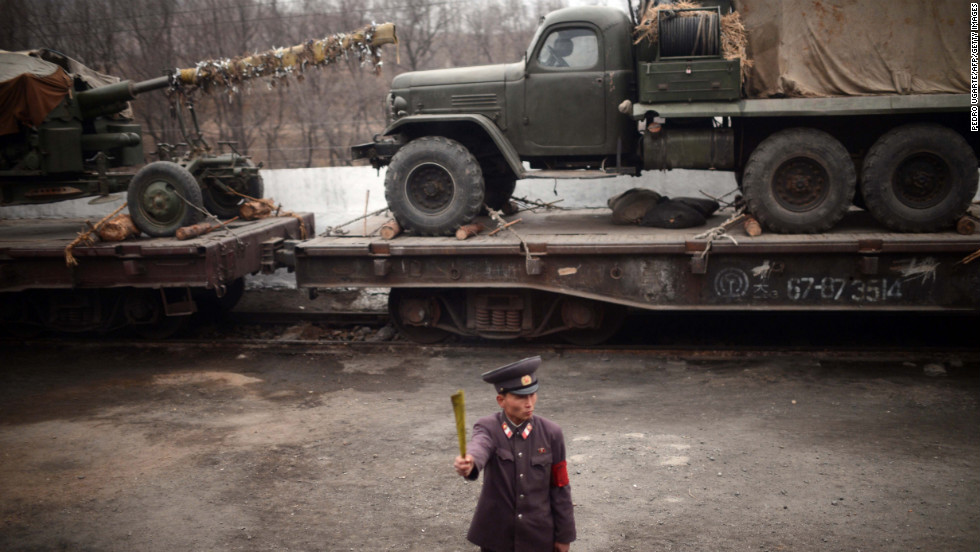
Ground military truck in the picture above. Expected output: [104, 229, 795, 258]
[353, 0, 978, 236]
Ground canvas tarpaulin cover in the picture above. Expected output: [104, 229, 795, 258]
[0, 52, 71, 136]
[734, 0, 970, 98]
[0, 52, 72, 136]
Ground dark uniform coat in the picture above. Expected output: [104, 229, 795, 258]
[465, 411, 576, 552]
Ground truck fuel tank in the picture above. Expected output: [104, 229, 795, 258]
[642, 127, 734, 171]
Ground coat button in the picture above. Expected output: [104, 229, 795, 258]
[519, 494, 525, 500]
[518, 452, 523, 457]
[518, 514, 523, 520]
[519, 473, 524, 478]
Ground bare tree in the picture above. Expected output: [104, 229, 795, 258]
[390, 0, 452, 71]
[2, 0, 571, 168]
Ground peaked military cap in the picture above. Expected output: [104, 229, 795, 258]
[482, 356, 540, 395]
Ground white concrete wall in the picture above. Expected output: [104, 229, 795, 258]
[258, 166, 740, 229]
[9, 165, 980, 226]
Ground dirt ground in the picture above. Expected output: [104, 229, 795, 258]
[0, 342, 977, 552]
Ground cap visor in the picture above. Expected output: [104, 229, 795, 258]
[509, 383, 538, 395]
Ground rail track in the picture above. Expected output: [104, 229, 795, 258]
[4, 310, 977, 365]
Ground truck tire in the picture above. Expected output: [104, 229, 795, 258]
[385, 136, 484, 235]
[742, 128, 855, 233]
[860, 123, 978, 232]
[128, 161, 204, 237]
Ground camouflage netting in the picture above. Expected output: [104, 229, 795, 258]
[634, 2, 753, 84]
[173, 22, 398, 96]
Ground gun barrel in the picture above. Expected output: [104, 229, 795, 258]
[75, 81, 136, 119]
[72, 22, 396, 118]
[175, 22, 397, 87]
[132, 76, 171, 95]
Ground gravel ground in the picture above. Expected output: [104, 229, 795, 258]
[0, 343, 977, 551]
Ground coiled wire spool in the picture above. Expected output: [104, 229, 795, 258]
[659, 11, 720, 57]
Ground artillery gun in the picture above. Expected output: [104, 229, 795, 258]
[1, 23, 397, 236]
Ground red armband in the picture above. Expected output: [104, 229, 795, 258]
[551, 460, 569, 488]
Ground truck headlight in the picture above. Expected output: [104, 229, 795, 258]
[391, 95, 408, 117]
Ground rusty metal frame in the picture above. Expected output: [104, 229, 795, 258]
[0, 214, 313, 293]
[295, 211, 979, 312]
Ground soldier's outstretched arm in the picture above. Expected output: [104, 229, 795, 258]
[457, 419, 493, 480]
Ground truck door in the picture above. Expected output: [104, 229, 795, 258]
[524, 25, 606, 150]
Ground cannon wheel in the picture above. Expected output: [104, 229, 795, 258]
[128, 161, 204, 237]
[861, 123, 978, 232]
[742, 128, 855, 234]
[200, 162, 265, 219]
[385, 136, 484, 236]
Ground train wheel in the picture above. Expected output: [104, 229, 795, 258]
[861, 123, 978, 232]
[385, 137, 484, 236]
[0, 293, 42, 337]
[387, 288, 451, 344]
[128, 161, 204, 237]
[742, 128, 855, 233]
[124, 289, 187, 339]
[193, 278, 246, 320]
[558, 298, 626, 346]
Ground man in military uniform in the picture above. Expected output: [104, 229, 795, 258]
[453, 356, 576, 552]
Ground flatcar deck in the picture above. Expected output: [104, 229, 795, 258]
[296, 208, 979, 312]
[1, 214, 313, 292]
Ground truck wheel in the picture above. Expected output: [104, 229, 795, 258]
[202, 172, 264, 219]
[742, 128, 855, 233]
[860, 123, 978, 232]
[484, 176, 517, 211]
[385, 136, 484, 235]
[128, 161, 204, 237]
